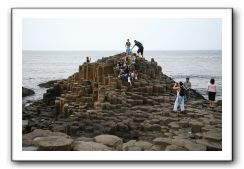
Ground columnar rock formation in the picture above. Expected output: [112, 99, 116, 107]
[23, 53, 222, 151]
[43, 54, 173, 119]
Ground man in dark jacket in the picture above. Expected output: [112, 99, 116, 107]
[131, 40, 144, 57]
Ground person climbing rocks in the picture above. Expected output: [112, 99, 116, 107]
[183, 77, 191, 101]
[131, 40, 144, 57]
[173, 82, 186, 116]
[125, 39, 131, 55]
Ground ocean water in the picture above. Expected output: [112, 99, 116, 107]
[23, 50, 222, 102]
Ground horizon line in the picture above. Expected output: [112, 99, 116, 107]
[22, 49, 222, 52]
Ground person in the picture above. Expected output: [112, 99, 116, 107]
[125, 39, 131, 55]
[173, 82, 185, 115]
[86, 57, 91, 63]
[207, 78, 216, 108]
[131, 40, 144, 57]
[183, 77, 191, 101]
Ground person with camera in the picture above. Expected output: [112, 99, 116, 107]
[173, 81, 186, 115]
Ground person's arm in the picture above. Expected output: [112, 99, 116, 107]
[182, 85, 186, 90]
[131, 44, 135, 50]
[172, 83, 179, 90]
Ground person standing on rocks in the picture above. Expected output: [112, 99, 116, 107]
[173, 82, 185, 115]
[207, 78, 216, 108]
[131, 40, 144, 57]
[125, 39, 131, 56]
[183, 77, 191, 101]
[86, 57, 91, 63]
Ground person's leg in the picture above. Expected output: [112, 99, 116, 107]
[138, 48, 142, 57]
[126, 48, 130, 56]
[137, 49, 140, 57]
[141, 47, 144, 57]
[212, 92, 216, 107]
[208, 92, 211, 107]
[180, 96, 185, 112]
[173, 96, 179, 112]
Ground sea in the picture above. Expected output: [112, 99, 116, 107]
[23, 50, 222, 102]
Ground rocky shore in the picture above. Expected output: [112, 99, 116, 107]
[22, 53, 222, 151]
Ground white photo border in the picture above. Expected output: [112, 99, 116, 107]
[11, 8, 233, 161]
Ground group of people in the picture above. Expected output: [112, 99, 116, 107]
[86, 39, 217, 112]
[173, 77, 217, 115]
[125, 39, 144, 58]
[113, 39, 145, 86]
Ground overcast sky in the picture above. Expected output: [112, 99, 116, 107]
[23, 18, 222, 51]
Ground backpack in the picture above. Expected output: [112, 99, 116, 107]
[179, 86, 185, 96]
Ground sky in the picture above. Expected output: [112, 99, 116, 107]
[23, 18, 222, 51]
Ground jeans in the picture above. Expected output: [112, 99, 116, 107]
[173, 95, 185, 112]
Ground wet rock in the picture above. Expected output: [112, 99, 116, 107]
[38, 80, 60, 88]
[22, 87, 35, 97]
[188, 89, 205, 100]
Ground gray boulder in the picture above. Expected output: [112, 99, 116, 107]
[94, 134, 123, 150]
[73, 141, 113, 151]
[22, 87, 35, 97]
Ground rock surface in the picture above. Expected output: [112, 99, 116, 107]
[22, 53, 222, 151]
[23, 129, 73, 150]
[94, 134, 123, 150]
[73, 141, 112, 151]
[22, 87, 35, 97]
[38, 80, 63, 88]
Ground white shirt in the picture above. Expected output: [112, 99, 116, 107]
[208, 83, 216, 92]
